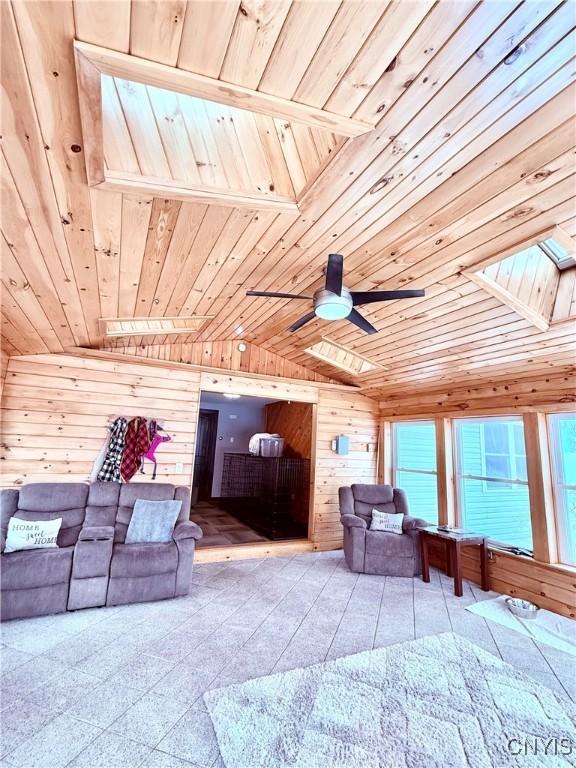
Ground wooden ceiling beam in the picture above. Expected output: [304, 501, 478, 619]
[73, 41, 374, 137]
[99, 171, 299, 213]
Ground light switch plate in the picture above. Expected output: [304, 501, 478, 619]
[175, 462, 184, 474]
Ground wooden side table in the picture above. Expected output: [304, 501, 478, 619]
[419, 528, 490, 597]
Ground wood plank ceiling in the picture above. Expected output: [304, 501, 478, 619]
[1, 0, 575, 397]
[102, 74, 342, 199]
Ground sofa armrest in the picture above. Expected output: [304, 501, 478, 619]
[402, 516, 428, 531]
[78, 525, 115, 541]
[173, 521, 203, 541]
[341, 514, 367, 530]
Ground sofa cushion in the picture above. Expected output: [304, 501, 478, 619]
[13, 508, 84, 548]
[1, 547, 73, 590]
[352, 484, 394, 505]
[352, 485, 408, 523]
[16, 483, 88, 546]
[87, 482, 121, 507]
[18, 483, 88, 512]
[365, 530, 415, 557]
[110, 542, 177, 578]
[125, 499, 181, 544]
[115, 484, 178, 543]
[118, 483, 177, 507]
[1, 489, 19, 531]
[84, 482, 120, 528]
[355, 500, 396, 523]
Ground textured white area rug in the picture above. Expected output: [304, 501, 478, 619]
[204, 633, 576, 768]
[466, 596, 576, 656]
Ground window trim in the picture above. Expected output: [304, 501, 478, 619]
[547, 413, 576, 567]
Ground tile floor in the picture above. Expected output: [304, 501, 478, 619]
[1, 551, 574, 768]
[191, 503, 269, 548]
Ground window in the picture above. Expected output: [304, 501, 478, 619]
[481, 421, 527, 489]
[392, 421, 438, 524]
[549, 413, 576, 566]
[454, 417, 532, 552]
[539, 237, 575, 271]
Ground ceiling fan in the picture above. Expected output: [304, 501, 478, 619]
[247, 253, 425, 334]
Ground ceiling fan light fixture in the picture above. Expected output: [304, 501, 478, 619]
[313, 289, 352, 320]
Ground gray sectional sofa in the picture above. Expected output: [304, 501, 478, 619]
[0, 482, 203, 621]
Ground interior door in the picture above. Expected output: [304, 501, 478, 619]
[193, 409, 218, 501]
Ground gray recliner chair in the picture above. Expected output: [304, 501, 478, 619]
[339, 484, 427, 576]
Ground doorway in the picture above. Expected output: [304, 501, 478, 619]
[191, 391, 314, 549]
[192, 409, 218, 503]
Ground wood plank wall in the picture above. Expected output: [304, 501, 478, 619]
[108, 341, 339, 383]
[461, 545, 575, 619]
[265, 401, 314, 529]
[0, 352, 379, 553]
[1, 354, 201, 485]
[265, 401, 313, 458]
[379, 369, 576, 418]
[313, 391, 379, 550]
[380, 373, 576, 618]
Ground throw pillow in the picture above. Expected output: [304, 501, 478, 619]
[4, 517, 62, 553]
[370, 509, 404, 535]
[125, 499, 182, 544]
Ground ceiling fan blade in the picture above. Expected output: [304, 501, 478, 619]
[325, 253, 344, 295]
[288, 311, 317, 333]
[247, 290, 312, 300]
[351, 289, 425, 305]
[347, 309, 378, 335]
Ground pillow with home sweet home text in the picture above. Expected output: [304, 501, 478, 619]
[370, 509, 404, 535]
[3, 517, 62, 553]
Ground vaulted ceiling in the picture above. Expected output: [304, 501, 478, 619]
[1, 0, 575, 397]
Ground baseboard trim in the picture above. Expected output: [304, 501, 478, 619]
[194, 539, 314, 563]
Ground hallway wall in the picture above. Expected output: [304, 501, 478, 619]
[200, 399, 266, 496]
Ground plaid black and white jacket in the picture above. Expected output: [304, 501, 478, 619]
[98, 417, 128, 482]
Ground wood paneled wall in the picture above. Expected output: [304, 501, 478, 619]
[0, 351, 379, 553]
[265, 401, 314, 529]
[313, 392, 379, 550]
[461, 549, 575, 619]
[265, 401, 313, 458]
[108, 342, 338, 384]
[1, 354, 201, 486]
[379, 369, 576, 418]
[552, 267, 576, 322]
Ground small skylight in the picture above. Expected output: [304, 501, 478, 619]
[100, 315, 213, 338]
[539, 237, 575, 271]
[304, 337, 381, 376]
